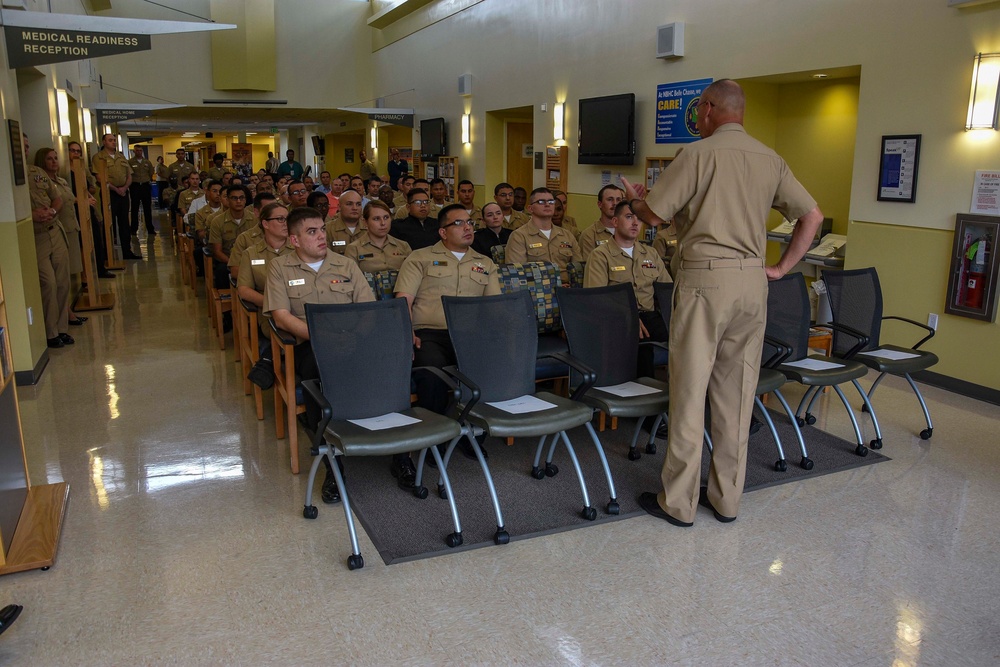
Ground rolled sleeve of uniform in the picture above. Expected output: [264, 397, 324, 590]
[395, 242, 500, 330]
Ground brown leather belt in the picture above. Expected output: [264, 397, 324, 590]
[679, 257, 764, 270]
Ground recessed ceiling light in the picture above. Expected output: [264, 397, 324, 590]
[812, 73, 829, 79]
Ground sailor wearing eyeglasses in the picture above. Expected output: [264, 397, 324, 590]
[504, 187, 581, 284]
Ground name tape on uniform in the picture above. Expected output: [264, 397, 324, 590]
[251, 259, 265, 265]
[288, 278, 306, 286]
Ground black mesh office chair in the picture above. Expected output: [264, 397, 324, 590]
[557, 283, 671, 465]
[822, 267, 939, 439]
[440, 290, 607, 542]
[765, 273, 883, 457]
[300, 299, 466, 570]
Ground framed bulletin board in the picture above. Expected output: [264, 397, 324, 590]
[877, 134, 920, 203]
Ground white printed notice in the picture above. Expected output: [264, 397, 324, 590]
[970, 170, 1000, 215]
[348, 412, 421, 430]
[595, 381, 662, 397]
[486, 395, 557, 414]
[783, 358, 845, 371]
[859, 349, 920, 361]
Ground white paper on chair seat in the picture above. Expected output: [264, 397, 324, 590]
[348, 412, 421, 430]
[486, 395, 557, 414]
[783, 358, 844, 371]
[594, 381, 662, 397]
[859, 349, 919, 361]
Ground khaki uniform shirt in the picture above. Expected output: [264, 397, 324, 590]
[51, 176, 80, 233]
[652, 226, 679, 276]
[167, 159, 194, 188]
[645, 123, 816, 263]
[395, 241, 501, 330]
[155, 162, 169, 182]
[393, 192, 407, 210]
[559, 214, 580, 238]
[359, 159, 376, 181]
[502, 210, 530, 230]
[209, 210, 258, 255]
[325, 216, 367, 254]
[504, 220, 581, 283]
[194, 205, 222, 236]
[578, 221, 616, 261]
[345, 235, 412, 273]
[129, 157, 153, 184]
[28, 166, 60, 231]
[263, 252, 375, 342]
[229, 226, 264, 269]
[237, 236, 295, 293]
[91, 150, 132, 188]
[429, 199, 452, 219]
[207, 167, 229, 182]
[461, 205, 483, 227]
[178, 187, 204, 215]
[584, 240, 671, 312]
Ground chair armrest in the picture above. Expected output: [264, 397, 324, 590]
[883, 315, 935, 349]
[229, 275, 237, 288]
[762, 334, 792, 368]
[441, 365, 481, 424]
[201, 246, 212, 257]
[543, 351, 597, 401]
[301, 379, 332, 451]
[411, 366, 462, 418]
[268, 318, 296, 346]
[639, 340, 669, 351]
[816, 321, 870, 359]
[239, 298, 259, 313]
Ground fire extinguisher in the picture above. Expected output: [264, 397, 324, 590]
[964, 237, 990, 309]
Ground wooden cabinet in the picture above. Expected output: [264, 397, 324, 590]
[545, 146, 567, 192]
[436, 156, 459, 200]
[0, 267, 69, 575]
[644, 157, 673, 190]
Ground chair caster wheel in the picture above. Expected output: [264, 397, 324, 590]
[347, 554, 364, 570]
[861, 403, 870, 413]
[544, 463, 558, 477]
[774, 459, 787, 472]
[437, 484, 448, 500]
[805, 413, 817, 425]
[303, 505, 318, 520]
[530, 466, 545, 479]
[795, 417, 806, 427]
[494, 529, 510, 545]
[645, 442, 657, 455]
[855, 444, 869, 457]
[627, 448, 642, 461]
[413, 486, 429, 499]
[800, 457, 814, 470]
[870, 438, 883, 450]
[920, 428, 933, 440]
[41, 566, 50, 571]
[607, 501, 620, 515]
[582, 506, 597, 521]
[446, 531, 463, 548]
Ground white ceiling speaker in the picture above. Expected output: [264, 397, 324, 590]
[656, 22, 684, 59]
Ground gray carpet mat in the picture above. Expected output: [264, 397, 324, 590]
[318, 412, 889, 565]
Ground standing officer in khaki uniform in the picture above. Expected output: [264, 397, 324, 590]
[345, 200, 411, 273]
[26, 137, 71, 348]
[395, 204, 501, 460]
[624, 79, 823, 527]
[578, 185, 624, 260]
[584, 201, 671, 377]
[325, 189, 366, 254]
[167, 148, 194, 193]
[263, 206, 375, 501]
[128, 146, 155, 236]
[92, 133, 139, 260]
[505, 187, 581, 284]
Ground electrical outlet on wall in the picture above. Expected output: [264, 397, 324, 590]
[26, 306, 32, 326]
[928, 313, 938, 331]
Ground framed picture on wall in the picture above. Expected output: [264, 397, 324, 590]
[877, 134, 921, 203]
[7, 120, 24, 186]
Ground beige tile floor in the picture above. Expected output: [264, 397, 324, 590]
[2, 226, 999, 666]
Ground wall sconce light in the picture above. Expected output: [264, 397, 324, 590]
[461, 113, 470, 144]
[371, 126, 378, 149]
[103, 124, 112, 137]
[56, 89, 71, 136]
[553, 102, 565, 141]
[967, 52, 1000, 130]
[82, 108, 93, 143]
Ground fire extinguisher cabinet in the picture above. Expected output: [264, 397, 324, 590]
[945, 213, 1000, 322]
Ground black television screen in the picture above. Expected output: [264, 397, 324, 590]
[311, 135, 325, 156]
[577, 93, 635, 165]
[420, 117, 447, 158]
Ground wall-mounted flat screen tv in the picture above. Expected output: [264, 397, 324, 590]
[420, 117, 447, 158]
[577, 93, 635, 165]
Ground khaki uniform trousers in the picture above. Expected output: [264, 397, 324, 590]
[660, 259, 766, 523]
[35, 224, 71, 339]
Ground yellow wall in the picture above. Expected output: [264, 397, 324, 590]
[324, 132, 365, 177]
